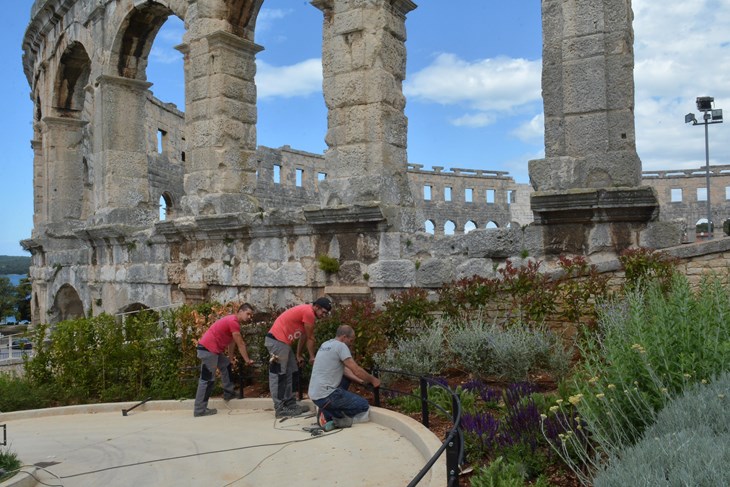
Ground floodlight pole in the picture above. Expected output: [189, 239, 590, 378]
[686, 97, 723, 239]
[703, 115, 711, 236]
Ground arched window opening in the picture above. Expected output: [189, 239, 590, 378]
[444, 220, 456, 235]
[159, 193, 173, 220]
[424, 220, 435, 234]
[464, 221, 477, 233]
[486, 221, 499, 229]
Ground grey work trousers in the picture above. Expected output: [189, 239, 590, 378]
[264, 335, 298, 411]
[193, 348, 235, 415]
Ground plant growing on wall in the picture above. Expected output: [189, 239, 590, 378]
[317, 255, 340, 274]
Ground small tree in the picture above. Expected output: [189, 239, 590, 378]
[0, 276, 17, 320]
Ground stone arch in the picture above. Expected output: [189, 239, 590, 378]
[52, 284, 85, 322]
[444, 220, 456, 235]
[225, 0, 264, 37]
[159, 192, 174, 220]
[464, 220, 477, 234]
[112, 2, 178, 80]
[424, 219, 435, 235]
[486, 221, 499, 229]
[53, 42, 91, 116]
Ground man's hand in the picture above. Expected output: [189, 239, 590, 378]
[296, 355, 305, 367]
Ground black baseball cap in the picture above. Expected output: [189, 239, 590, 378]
[313, 297, 332, 311]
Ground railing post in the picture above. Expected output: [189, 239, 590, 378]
[446, 394, 462, 487]
[373, 366, 381, 407]
[238, 359, 245, 399]
[420, 377, 429, 428]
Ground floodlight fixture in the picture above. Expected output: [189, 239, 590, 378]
[696, 96, 714, 112]
[685, 96, 723, 239]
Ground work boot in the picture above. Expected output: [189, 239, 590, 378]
[333, 416, 353, 428]
[194, 408, 218, 417]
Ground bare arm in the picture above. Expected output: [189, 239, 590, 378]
[343, 357, 380, 388]
[232, 332, 253, 365]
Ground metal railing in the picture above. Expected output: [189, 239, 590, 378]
[372, 367, 464, 487]
[0, 332, 34, 363]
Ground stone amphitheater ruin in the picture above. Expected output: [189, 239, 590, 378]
[20, 0, 730, 324]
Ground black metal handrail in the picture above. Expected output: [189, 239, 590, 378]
[372, 367, 464, 487]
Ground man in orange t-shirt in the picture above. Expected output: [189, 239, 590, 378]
[265, 297, 332, 417]
[193, 303, 255, 417]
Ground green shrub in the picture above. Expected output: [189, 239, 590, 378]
[593, 372, 730, 487]
[618, 247, 678, 293]
[446, 320, 572, 382]
[0, 374, 48, 411]
[0, 446, 21, 482]
[469, 456, 550, 487]
[548, 274, 730, 482]
[373, 321, 447, 376]
[317, 255, 340, 274]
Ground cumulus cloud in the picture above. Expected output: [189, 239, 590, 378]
[449, 112, 494, 128]
[511, 113, 544, 143]
[633, 0, 730, 171]
[404, 53, 541, 113]
[255, 58, 322, 99]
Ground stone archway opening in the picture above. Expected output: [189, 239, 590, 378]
[54, 42, 91, 116]
[52, 284, 85, 322]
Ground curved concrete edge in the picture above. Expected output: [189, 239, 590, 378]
[0, 399, 447, 487]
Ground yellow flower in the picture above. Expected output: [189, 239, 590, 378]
[540, 414, 547, 420]
[568, 394, 583, 406]
[718, 394, 725, 399]
[588, 376, 599, 384]
[549, 406, 559, 413]
[683, 373, 692, 379]
[607, 384, 616, 390]
[596, 393, 605, 399]
[556, 399, 564, 405]
[660, 388, 668, 394]
[701, 379, 708, 384]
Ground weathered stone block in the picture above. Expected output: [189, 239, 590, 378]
[367, 260, 415, 287]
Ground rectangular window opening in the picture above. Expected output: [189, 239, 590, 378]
[273, 165, 281, 184]
[507, 190, 514, 205]
[318, 172, 327, 182]
[697, 187, 707, 202]
[296, 168, 303, 187]
[424, 185, 432, 201]
[465, 188, 473, 203]
[444, 187, 452, 202]
[156, 129, 167, 154]
[670, 188, 683, 202]
[486, 189, 495, 204]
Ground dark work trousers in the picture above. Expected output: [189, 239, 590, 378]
[264, 335, 298, 411]
[193, 347, 235, 415]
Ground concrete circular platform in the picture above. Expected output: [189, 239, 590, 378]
[0, 398, 445, 487]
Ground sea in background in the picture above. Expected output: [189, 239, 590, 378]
[2, 274, 26, 286]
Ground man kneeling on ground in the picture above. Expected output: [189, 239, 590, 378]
[308, 325, 380, 429]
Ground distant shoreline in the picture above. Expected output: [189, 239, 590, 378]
[2, 274, 27, 286]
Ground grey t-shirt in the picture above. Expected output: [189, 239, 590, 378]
[308, 338, 352, 400]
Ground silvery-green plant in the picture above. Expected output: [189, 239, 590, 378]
[592, 372, 730, 487]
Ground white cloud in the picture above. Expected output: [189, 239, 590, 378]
[404, 53, 542, 113]
[633, 0, 730, 172]
[256, 8, 292, 33]
[255, 58, 322, 99]
[511, 113, 544, 143]
[449, 112, 494, 128]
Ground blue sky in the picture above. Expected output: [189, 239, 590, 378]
[1, 1, 729, 256]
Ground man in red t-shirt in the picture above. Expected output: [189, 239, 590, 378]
[265, 297, 332, 417]
[193, 303, 255, 417]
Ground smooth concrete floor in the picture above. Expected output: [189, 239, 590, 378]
[0, 398, 445, 487]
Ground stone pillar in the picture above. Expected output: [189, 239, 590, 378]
[529, 0, 659, 254]
[179, 29, 261, 216]
[312, 0, 419, 231]
[31, 134, 45, 232]
[40, 117, 88, 227]
[93, 75, 154, 225]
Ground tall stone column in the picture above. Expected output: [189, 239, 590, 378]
[179, 29, 261, 216]
[31, 133, 45, 232]
[93, 75, 154, 225]
[312, 0, 419, 231]
[40, 117, 88, 227]
[529, 0, 659, 254]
